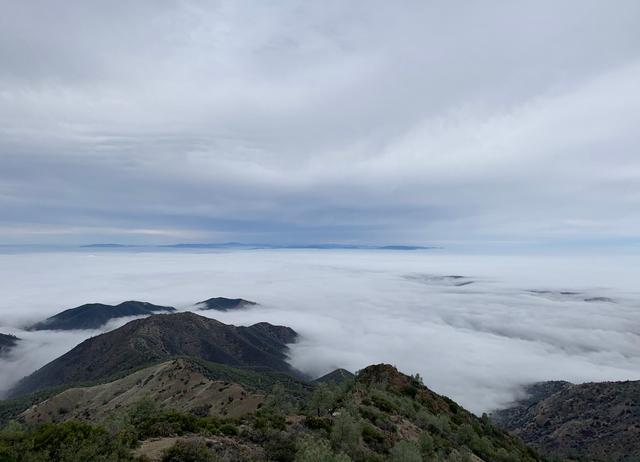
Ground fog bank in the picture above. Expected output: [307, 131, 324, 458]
[1, 249, 639, 412]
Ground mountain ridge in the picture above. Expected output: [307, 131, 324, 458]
[9, 312, 301, 398]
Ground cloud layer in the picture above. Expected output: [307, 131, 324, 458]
[1, 1, 639, 244]
[1, 249, 639, 413]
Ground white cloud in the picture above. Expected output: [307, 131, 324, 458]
[1, 1, 639, 244]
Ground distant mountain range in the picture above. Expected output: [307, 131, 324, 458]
[81, 242, 435, 250]
[27, 297, 258, 331]
[492, 380, 640, 461]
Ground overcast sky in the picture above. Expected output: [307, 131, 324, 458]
[1, 1, 639, 246]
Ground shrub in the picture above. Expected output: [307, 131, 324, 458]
[361, 424, 386, 452]
[254, 410, 287, 433]
[308, 384, 340, 417]
[390, 441, 422, 462]
[330, 412, 361, 455]
[0, 420, 134, 462]
[304, 416, 333, 432]
[219, 423, 238, 436]
[419, 431, 435, 457]
[263, 430, 297, 462]
[295, 435, 351, 462]
[370, 394, 396, 413]
[161, 439, 218, 462]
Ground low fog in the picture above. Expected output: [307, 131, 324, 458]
[1, 249, 639, 413]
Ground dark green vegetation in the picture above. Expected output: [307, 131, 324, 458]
[0, 360, 549, 462]
[28, 301, 176, 331]
[492, 380, 640, 462]
[10, 312, 300, 398]
[195, 297, 257, 311]
[0, 333, 19, 355]
[0, 420, 135, 462]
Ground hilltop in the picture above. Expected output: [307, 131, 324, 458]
[28, 301, 176, 331]
[314, 368, 356, 385]
[195, 297, 257, 311]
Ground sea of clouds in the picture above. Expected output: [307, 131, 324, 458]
[1, 249, 639, 413]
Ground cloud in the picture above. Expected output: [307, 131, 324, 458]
[1, 249, 639, 413]
[1, 1, 640, 244]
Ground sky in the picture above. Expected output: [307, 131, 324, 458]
[1, 250, 639, 412]
[1, 1, 640, 246]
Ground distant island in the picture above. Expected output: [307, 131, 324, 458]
[82, 242, 436, 250]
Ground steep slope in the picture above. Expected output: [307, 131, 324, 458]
[21, 359, 265, 423]
[0, 333, 19, 355]
[29, 300, 176, 330]
[490, 381, 572, 431]
[492, 380, 640, 461]
[195, 297, 257, 311]
[348, 364, 543, 461]
[10, 312, 300, 397]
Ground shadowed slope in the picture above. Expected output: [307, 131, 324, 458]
[492, 380, 640, 462]
[0, 333, 19, 356]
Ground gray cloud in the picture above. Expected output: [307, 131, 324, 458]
[1, 249, 639, 413]
[1, 1, 640, 244]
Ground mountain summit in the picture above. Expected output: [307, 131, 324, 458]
[195, 297, 257, 311]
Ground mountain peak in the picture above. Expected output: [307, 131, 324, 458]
[195, 297, 257, 311]
[357, 364, 409, 387]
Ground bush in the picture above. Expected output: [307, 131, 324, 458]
[0, 420, 134, 462]
[419, 431, 435, 457]
[295, 435, 351, 462]
[219, 423, 238, 436]
[254, 410, 287, 433]
[370, 394, 396, 413]
[128, 402, 229, 439]
[390, 440, 422, 462]
[162, 439, 218, 462]
[330, 412, 361, 455]
[361, 424, 386, 452]
[304, 416, 333, 432]
[263, 430, 297, 462]
[308, 384, 340, 417]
